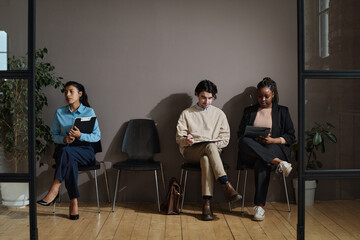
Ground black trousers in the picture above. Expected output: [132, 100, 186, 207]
[53, 145, 95, 200]
[238, 137, 286, 206]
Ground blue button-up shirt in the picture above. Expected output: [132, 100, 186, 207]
[50, 104, 101, 144]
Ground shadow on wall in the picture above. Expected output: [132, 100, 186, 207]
[101, 93, 193, 202]
[222, 86, 295, 203]
[221, 86, 257, 174]
[214, 87, 258, 201]
[147, 93, 193, 183]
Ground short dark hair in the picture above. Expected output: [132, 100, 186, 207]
[194, 80, 218, 99]
[257, 77, 279, 104]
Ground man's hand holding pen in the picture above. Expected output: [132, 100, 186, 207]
[184, 134, 195, 146]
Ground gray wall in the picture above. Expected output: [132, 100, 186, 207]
[33, 0, 298, 203]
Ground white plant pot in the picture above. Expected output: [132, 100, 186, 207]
[0, 182, 29, 207]
[292, 178, 317, 206]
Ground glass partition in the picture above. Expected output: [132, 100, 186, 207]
[304, 0, 360, 70]
[0, 78, 28, 173]
[0, 182, 30, 238]
[305, 78, 360, 170]
[0, 0, 28, 70]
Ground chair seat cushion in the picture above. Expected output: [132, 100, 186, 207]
[79, 161, 101, 171]
[52, 160, 101, 171]
[113, 159, 161, 171]
[238, 163, 277, 171]
[181, 162, 230, 171]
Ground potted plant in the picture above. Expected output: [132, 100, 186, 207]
[0, 48, 63, 207]
[292, 122, 337, 205]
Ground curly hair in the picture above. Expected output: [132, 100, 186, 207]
[257, 77, 279, 104]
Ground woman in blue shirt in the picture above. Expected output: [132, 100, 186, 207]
[37, 81, 101, 220]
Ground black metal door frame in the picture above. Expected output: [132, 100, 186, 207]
[297, 0, 360, 239]
[0, 0, 37, 239]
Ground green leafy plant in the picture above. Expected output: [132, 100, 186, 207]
[0, 48, 63, 172]
[292, 122, 337, 170]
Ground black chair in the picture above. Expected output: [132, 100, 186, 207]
[111, 119, 165, 212]
[235, 164, 291, 213]
[179, 162, 233, 212]
[53, 140, 110, 213]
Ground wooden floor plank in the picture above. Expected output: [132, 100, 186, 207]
[314, 201, 360, 239]
[307, 203, 358, 240]
[180, 203, 202, 240]
[130, 202, 153, 240]
[148, 209, 166, 240]
[112, 202, 140, 239]
[0, 206, 29, 240]
[266, 203, 296, 240]
[220, 202, 252, 240]
[164, 205, 183, 240]
[1, 200, 359, 239]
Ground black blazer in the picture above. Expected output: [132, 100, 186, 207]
[237, 103, 296, 162]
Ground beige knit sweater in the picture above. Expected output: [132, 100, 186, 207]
[176, 105, 230, 155]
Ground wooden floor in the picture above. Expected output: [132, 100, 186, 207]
[1, 200, 360, 239]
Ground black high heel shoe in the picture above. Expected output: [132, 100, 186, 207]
[69, 205, 79, 220]
[37, 193, 59, 206]
[69, 214, 79, 220]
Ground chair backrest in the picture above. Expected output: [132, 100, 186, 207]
[122, 119, 160, 160]
[91, 140, 102, 154]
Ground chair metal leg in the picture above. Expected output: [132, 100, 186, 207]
[160, 163, 166, 192]
[154, 170, 160, 212]
[282, 172, 291, 212]
[112, 170, 120, 212]
[180, 170, 188, 212]
[101, 161, 111, 203]
[241, 170, 247, 213]
[94, 169, 100, 213]
[180, 169, 184, 185]
[236, 170, 241, 192]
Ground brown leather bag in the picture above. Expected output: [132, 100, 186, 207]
[161, 177, 183, 215]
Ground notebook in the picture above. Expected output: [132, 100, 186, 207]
[72, 116, 96, 133]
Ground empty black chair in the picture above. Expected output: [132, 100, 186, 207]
[53, 140, 110, 213]
[179, 162, 233, 212]
[111, 119, 165, 212]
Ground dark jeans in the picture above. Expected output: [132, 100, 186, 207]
[53, 145, 95, 199]
[238, 137, 285, 206]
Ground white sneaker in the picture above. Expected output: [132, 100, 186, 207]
[277, 161, 292, 177]
[253, 206, 265, 221]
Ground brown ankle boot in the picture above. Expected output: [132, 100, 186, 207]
[222, 182, 242, 203]
[202, 199, 214, 221]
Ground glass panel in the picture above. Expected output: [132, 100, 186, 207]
[0, 0, 28, 70]
[305, 78, 360, 171]
[0, 182, 29, 239]
[319, 0, 330, 12]
[304, 181, 360, 238]
[304, 0, 360, 70]
[0, 78, 28, 173]
[319, 12, 329, 58]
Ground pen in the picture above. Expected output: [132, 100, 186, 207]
[183, 135, 193, 139]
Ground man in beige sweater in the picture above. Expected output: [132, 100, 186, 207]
[176, 80, 242, 221]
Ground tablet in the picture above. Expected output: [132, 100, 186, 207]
[244, 125, 271, 138]
[73, 116, 96, 133]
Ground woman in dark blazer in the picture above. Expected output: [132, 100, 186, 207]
[237, 77, 295, 221]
